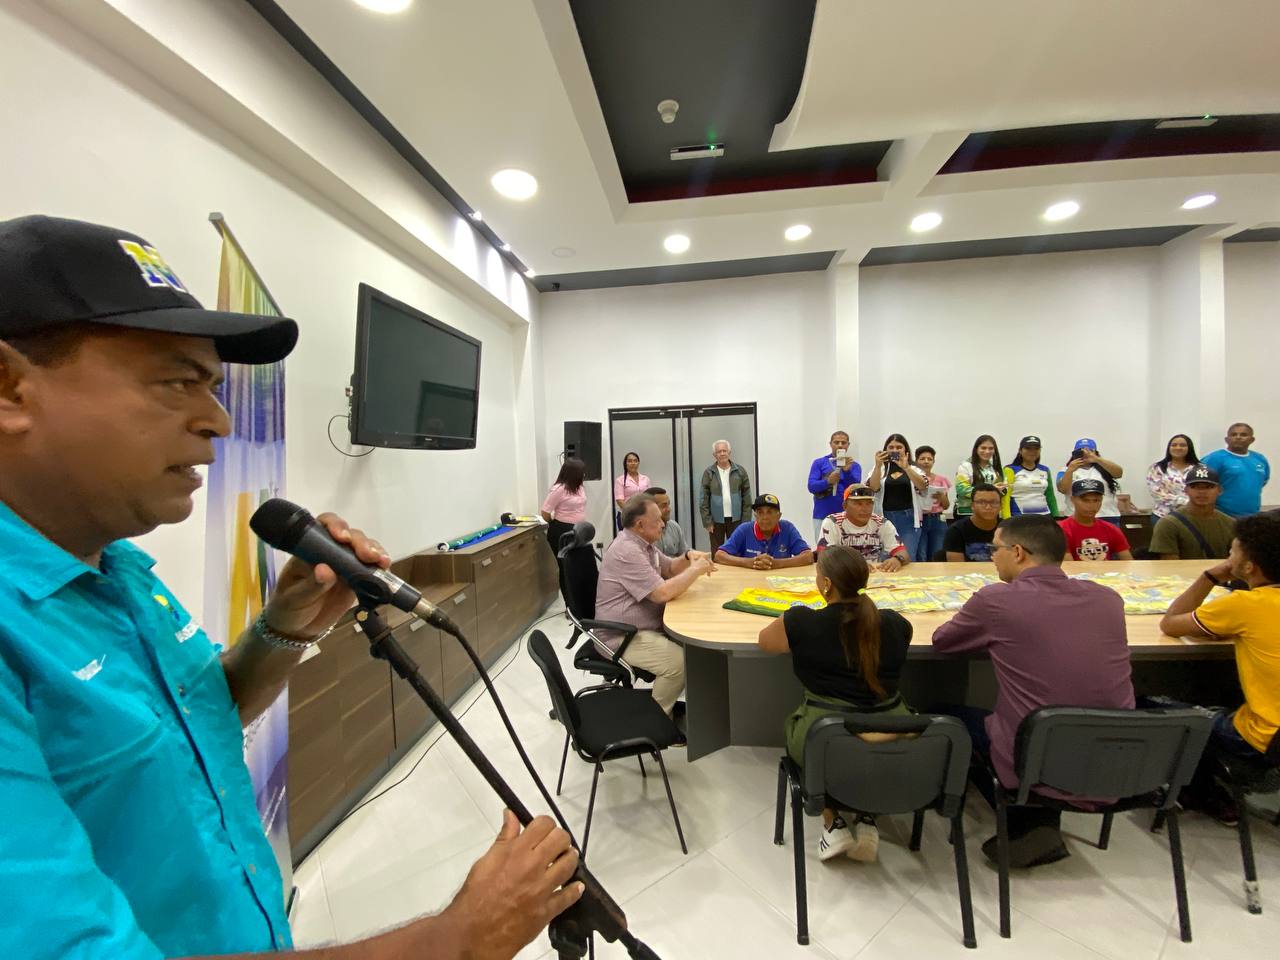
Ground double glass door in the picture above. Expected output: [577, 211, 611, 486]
[608, 403, 758, 552]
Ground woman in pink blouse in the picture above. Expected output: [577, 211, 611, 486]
[542, 457, 588, 603]
[613, 451, 651, 510]
[1146, 434, 1199, 518]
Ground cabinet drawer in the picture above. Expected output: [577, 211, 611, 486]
[289, 640, 339, 709]
[390, 618, 444, 748]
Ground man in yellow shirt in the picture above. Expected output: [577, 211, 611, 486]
[1159, 512, 1280, 823]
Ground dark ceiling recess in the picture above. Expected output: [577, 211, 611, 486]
[534, 250, 837, 292]
[1225, 227, 1280, 243]
[859, 225, 1202, 267]
[569, 0, 891, 203]
[940, 114, 1280, 174]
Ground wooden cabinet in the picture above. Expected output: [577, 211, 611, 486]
[286, 524, 558, 863]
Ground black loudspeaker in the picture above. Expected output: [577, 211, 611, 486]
[564, 421, 602, 480]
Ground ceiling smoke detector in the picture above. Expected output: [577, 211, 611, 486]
[657, 99, 679, 124]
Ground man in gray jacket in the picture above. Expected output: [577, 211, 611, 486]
[699, 439, 752, 553]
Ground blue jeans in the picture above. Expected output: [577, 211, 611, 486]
[918, 514, 947, 562]
[883, 508, 921, 562]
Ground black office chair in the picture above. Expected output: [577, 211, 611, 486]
[1154, 730, 1280, 915]
[528, 630, 687, 859]
[773, 714, 977, 949]
[556, 521, 654, 688]
[989, 707, 1212, 942]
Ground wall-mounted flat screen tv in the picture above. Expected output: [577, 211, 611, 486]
[349, 283, 481, 449]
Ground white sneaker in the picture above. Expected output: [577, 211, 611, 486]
[848, 815, 879, 863]
[818, 815, 856, 861]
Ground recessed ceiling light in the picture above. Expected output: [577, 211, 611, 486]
[1182, 193, 1217, 210]
[491, 168, 538, 201]
[784, 224, 812, 242]
[664, 233, 690, 254]
[910, 212, 942, 232]
[353, 0, 412, 13]
[524, 268, 536, 278]
[468, 210, 483, 222]
[501, 243, 511, 252]
[1043, 200, 1080, 222]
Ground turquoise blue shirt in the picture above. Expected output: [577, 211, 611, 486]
[1202, 449, 1271, 517]
[0, 501, 290, 958]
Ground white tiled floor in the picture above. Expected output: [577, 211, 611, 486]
[290, 607, 1280, 959]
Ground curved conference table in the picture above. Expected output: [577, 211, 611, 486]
[663, 561, 1237, 761]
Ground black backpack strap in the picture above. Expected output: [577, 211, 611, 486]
[1170, 510, 1215, 558]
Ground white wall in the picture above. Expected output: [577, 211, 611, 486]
[537, 272, 837, 541]
[1225, 241, 1280, 462]
[0, 0, 535, 612]
[859, 249, 1158, 507]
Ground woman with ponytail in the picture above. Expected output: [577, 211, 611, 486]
[757, 545, 914, 863]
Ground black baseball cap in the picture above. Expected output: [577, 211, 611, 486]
[1019, 435, 1042, 447]
[0, 215, 297, 364]
[1185, 465, 1220, 486]
[752, 493, 781, 510]
[1071, 477, 1106, 496]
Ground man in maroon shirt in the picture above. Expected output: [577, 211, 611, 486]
[932, 515, 1134, 867]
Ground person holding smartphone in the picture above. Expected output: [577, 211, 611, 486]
[865, 434, 929, 562]
[807, 430, 862, 545]
[1056, 439, 1124, 524]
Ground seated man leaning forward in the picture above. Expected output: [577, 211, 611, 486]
[932, 515, 1134, 868]
[817, 484, 910, 572]
[944, 481, 1002, 562]
[594, 493, 716, 716]
[1155, 512, 1280, 824]
[714, 493, 813, 570]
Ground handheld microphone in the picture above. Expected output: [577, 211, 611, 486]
[249, 498, 461, 637]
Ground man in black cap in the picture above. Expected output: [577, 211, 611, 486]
[714, 493, 813, 569]
[1149, 465, 1236, 560]
[1058, 477, 1133, 561]
[0, 216, 580, 959]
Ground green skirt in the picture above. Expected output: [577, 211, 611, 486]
[785, 689, 913, 764]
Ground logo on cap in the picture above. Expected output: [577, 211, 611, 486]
[1187, 465, 1219, 485]
[118, 239, 189, 294]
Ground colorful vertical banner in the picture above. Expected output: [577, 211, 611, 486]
[203, 220, 292, 899]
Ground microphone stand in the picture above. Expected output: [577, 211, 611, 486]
[351, 603, 661, 960]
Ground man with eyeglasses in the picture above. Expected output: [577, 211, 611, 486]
[932, 516, 1133, 868]
[943, 482, 1002, 561]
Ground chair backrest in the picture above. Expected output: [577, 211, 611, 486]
[803, 714, 972, 818]
[557, 520, 596, 556]
[1012, 706, 1212, 805]
[528, 630, 582, 733]
[558, 523, 599, 622]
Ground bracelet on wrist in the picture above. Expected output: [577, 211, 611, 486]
[252, 610, 333, 652]
[1202, 571, 1223, 588]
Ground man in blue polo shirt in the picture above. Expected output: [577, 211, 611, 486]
[1203, 422, 1271, 517]
[807, 431, 862, 545]
[715, 494, 814, 569]
[0, 216, 581, 959]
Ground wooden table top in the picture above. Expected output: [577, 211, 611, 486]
[663, 560, 1231, 657]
